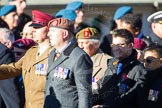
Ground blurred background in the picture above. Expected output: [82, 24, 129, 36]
[1, 0, 162, 35]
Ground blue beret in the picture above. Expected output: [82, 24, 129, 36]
[55, 9, 76, 21]
[66, 1, 83, 11]
[147, 11, 162, 23]
[7, 0, 19, 1]
[113, 6, 132, 20]
[0, 5, 16, 17]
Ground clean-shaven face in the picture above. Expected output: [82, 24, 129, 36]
[48, 27, 63, 47]
[32, 26, 49, 43]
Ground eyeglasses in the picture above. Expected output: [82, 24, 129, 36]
[144, 58, 159, 64]
[20, 32, 32, 37]
[111, 43, 127, 47]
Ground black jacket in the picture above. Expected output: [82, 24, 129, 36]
[93, 49, 146, 107]
[148, 32, 162, 46]
[106, 67, 162, 108]
[0, 43, 21, 108]
[0, 18, 9, 28]
[137, 67, 162, 108]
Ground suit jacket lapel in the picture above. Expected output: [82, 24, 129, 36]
[47, 54, 69, 74]
[47, 41, 77, 74]
[92, 53, 103, 77]
[32, 46, 52, 66]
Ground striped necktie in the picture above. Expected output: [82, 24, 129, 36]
[54, 53, 60, 61]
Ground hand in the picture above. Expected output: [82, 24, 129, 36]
[92, 105, 103, 108]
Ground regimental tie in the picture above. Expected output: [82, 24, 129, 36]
[54, 52, 60, 61]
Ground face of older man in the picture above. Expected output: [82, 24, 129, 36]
[152, 23, 162, 39]
[77, 39, 99, 57]
[21, 21, 33, 39]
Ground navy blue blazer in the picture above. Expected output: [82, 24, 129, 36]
[44, 42, 93, 108]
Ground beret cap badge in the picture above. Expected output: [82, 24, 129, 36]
[76, 27, 100, 40]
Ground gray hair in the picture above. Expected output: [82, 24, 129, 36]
[88, 39, 100, 49]
[89, 39, 100, 44]
[0, 28, 15, 43]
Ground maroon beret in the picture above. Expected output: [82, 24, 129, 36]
[48, 18, 74, 32]
[133, 38, 147, 50]
[13, 38, 36, 49]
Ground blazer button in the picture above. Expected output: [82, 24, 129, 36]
[29, 102, 32, 106]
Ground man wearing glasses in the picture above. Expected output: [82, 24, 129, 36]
[93, 29, 146, 108]
[138, 45, 162, 108]
[95, 45, 162, 108]
[20, 21, 33, 39]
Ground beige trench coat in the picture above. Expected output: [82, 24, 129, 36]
[92, 52, 112, 80]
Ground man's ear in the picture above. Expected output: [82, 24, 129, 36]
[62, 30, 68, 39]
[151, 23, 156, 29]
[1, 16, 5, 20]
[128, 43, 134, 48]
[134, 28, 140, 36]
[94, 42, 100, 49]
[45, 27, 49, 32]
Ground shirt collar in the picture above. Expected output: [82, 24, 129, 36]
[56, 40, 74, 53]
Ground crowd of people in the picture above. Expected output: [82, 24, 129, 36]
[0, 0, 162, 108]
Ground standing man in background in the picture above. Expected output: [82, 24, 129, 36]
[0, 5, 19, 34]
[65, 1, 89, 34]
[93, 29, 146, 108]
[75, 27, 112, 105]
[147, 11, 162, 46]
[9, 0, 31, 39]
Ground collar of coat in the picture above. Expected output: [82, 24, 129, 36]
[113, 49, 139, 68]
[56, 40, 78, 57]
[146, 67, 162, 81]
